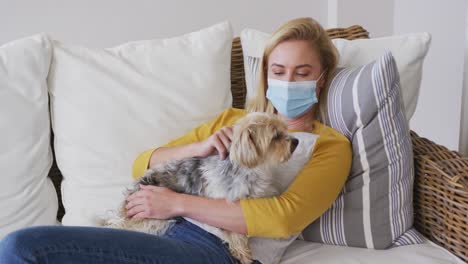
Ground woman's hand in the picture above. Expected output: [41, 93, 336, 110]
[126, 184, 247, 234]
[126, 185, 183, 220]
[196, 126, 233, 160]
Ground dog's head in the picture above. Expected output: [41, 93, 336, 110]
[230, 112, 298, 168]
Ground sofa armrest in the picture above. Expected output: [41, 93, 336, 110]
[411, 131, 467, 262]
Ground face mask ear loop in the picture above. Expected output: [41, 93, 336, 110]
[316, 69, 327, 82]
[316, 69, 327, 97]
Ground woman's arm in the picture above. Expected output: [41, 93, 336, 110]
[239, 132, 352, 238]
[130, 127, 351, 239]
[180, 132, 349, 237]
[129, 124, 351, 238]
[126, 184, 248, 234]
[132, 108, 245, 179]
[127, 134, 351, 237]
[127, 124, 245, 232]
[148, 144, 200, 168]
[148, 126, 233, 168]
[128, 109, 248, 233]
[178, 193, 247, 234]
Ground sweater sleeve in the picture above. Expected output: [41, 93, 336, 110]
[131, 108, 245, 179]
[239, 129, 352, 238]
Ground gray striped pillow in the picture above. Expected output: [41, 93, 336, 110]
[301, 51, 425, 248]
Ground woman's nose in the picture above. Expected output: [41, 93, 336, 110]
[286, 72, 295, 82]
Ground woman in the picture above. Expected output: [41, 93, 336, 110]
[0, 17, 351, 264]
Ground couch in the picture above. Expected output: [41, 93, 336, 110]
[39, 25, 467, 263]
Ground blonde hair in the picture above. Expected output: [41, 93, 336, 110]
[246, 17, 338, 120]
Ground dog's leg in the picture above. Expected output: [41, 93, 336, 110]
[221, 231, 252, 264]
[101, 201, 175, 236]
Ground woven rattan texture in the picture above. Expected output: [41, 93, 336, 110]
[411, 131, 467, 262]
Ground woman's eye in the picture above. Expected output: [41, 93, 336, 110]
[296, 73, 308, 77]
[273, 72, 284, 76]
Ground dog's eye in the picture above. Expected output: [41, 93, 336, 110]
[272, 133, 282, 140]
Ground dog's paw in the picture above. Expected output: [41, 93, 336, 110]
[96, 210, 126, 228]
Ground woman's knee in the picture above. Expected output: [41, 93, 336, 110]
[0, 227, 45, 262]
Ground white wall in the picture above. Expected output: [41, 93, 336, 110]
[2, 0, 466, 153]
[462, 54, 468, 155]
[327, 0, 466, 151]
[0, 0, 327, 47]
[394, 0, 466, 152]
[461, 7, 468, 157]
[330, 0, 394, 38]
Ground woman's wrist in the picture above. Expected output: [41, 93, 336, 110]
[149, 142, 202, 169]
[171, 194, 248, 234]
[189, 141, 203, 158]
[173, 193, 190, 217]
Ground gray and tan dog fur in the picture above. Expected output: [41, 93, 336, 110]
[102, 112, 299, 264]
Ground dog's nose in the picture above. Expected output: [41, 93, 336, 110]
[290, 137, 299, 154]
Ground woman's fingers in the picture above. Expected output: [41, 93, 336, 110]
[126, 197, 143, 210]
[125, 185, 180, 220]
[213, 126, 234, 160]
[139, 184, 159, 190]
[218, 129, 231, 149]
[126, 204, 146, 217]
[126, 194, 147, 209]
[212, 135, 228, 160]
[132, 211, 149, 219]
[127, 190, 148, 201]
[127, 185, 161, 201]
[222, 126, 234, 139]
[196, 126, 234, 159]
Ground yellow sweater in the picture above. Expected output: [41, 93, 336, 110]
[132, 108, 352, 238]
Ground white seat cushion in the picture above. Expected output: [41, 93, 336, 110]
[280, 239, 464, 264]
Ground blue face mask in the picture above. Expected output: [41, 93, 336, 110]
[266, 73, 323, 118]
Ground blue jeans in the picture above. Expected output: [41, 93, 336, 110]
[0, 217, 259, 264]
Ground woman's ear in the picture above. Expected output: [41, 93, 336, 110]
[316, 68, 327, 96]
[230, 128, 261, 168]
[316, 75, 326, 97]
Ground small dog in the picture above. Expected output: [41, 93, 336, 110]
[102, 112, 299, 264]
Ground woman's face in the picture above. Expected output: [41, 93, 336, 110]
[267, 40, 324, 95]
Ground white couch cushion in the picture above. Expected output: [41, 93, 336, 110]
[332, 34, 431, 120]
[0, 34, 58, 238]
[48, 21, 233, 226]
[240, 29, 431, 120]
[280, 239, 464, 264]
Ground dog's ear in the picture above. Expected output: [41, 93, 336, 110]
[230, 128, 261, 168]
